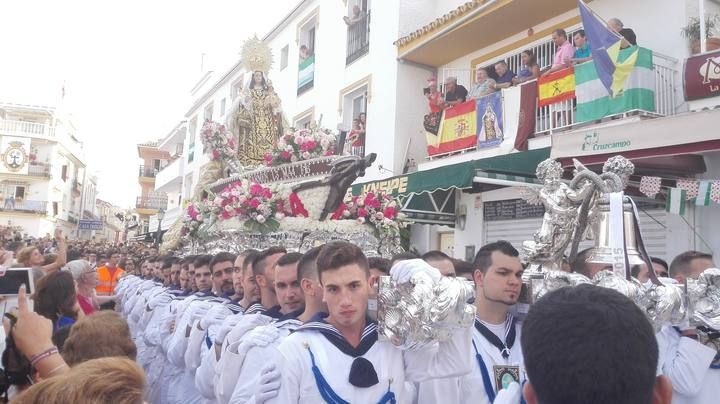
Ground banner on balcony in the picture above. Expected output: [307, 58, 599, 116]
[538, 67, 575, 107]
[683, 49, 720, 101]
[298, 55, 315, 91]
[575, 47, 655, 123]
[428, 100, 477, 156]
[0, 136, 31, 175]
[476, 92, 504, 149]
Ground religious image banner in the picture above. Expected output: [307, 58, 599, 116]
[0, 136, 31, 175]
[476, 92, 504, 149]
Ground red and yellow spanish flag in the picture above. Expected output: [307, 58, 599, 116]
[428, 100, 477, 156]
[538, 67, 576, 107]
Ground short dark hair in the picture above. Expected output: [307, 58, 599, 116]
[210, 252, 237, 273]
[422, 250, 452, 262]
[298, 247, 323, 280]
[193, 254, 212, 270]
[572, 248, 594, 277]
[316, 242, 368, 280]
[239, 249, 259, 259]
[181, 255, 197, 269]
[368, 257, 390, 275]
[522, 285, 658, 404]
[670, 251, 713, 276]
[473, 241, 519, 273]
[574, 29, 586, 38]
[390, 251, 419, 267]
[494, 60, 508, 67]
[252, 247, 287, 277]
[453, 259, 474, 275]
[161, 256, 176, 270]
[553, 28, 567, 37]
[631, 257, 669, 278]
[276, 252, 303, 268]
[242, 251, 260, 275]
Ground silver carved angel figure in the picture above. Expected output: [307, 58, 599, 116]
[522, 159, 595, 271]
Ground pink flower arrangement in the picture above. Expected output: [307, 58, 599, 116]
[264, 127, 337, 167]
[201, 120, 236, 162]
[330, 191, 409, 238]
[211, 180, 281, 233]
[181, 200, 214, 239]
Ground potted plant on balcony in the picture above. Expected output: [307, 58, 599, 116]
[681, 14, 720, 54]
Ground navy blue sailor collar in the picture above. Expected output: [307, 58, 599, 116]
[296, 312, 378, 357]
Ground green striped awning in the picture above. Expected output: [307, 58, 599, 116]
[473, 171, 542, 185]
[351, 148, 550, 197]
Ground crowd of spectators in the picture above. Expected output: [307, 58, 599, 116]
[426, 18, 639, 114]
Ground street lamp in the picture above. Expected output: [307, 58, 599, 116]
[154, 209, 165, 248]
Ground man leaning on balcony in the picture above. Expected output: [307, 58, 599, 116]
[443, 77, 468, 108]
[543, 29, 575, 76]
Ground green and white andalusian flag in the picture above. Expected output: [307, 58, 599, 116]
[696, 181, 712, 206]
[575, 46, 655, 123]
[666, 187, 687, 215]
[298, 55, 315, 89]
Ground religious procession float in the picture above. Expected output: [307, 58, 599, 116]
[161, 37, 408, 258]
[160, 37, 719, 350]
[377, 154, 720, 351]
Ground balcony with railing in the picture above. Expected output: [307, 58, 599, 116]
[0, 120, 55, 138]
[0, 120, 84, 161]
[428, 34, 680, 160]
[155, 157, 183, 192]
[0, 200, 48, 215]
[346, 10, 370, 65]
[27, 163, 52, 178]
[438, 53, 677, 144]
[138, 165, 157, 180]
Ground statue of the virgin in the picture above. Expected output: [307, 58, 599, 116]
[225, 37, 284, 166]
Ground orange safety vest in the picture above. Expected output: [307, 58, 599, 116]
[96, 266, 125, 296]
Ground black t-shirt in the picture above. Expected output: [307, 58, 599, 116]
[445, 85, 468, 103]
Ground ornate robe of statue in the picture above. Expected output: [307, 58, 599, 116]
[230, 84, 283, 166]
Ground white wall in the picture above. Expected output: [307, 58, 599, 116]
[394, 62, 436, 173]
[409, 223, 453, 254]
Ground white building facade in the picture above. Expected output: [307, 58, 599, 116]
[388, 0, 720, 261]
[0, 102, 90, 238]
[155, 0, 720, 262]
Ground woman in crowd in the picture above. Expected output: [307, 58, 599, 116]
[468, 68, 497, 99]
[34, 270, 81, 331]
[11, 357, 146, 404]
[66, 259, 105, 315]
[513, 50, 541, 84]
[16, 228, 67, 281]
[62, 311, 136, 366]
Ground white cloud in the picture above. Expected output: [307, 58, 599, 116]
[0, 0, 298, 208]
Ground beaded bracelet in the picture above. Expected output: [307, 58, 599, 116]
[29, 346, 59, 367]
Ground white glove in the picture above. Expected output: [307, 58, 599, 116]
[200, 304, 232, 330]
[226, 314, 274, 346]
[237, 325, 280, 358]
[390, 259, 442, 284]
[148, 293, 173, 310]
[254, 362, 281, 403]
[215, 313, 245, 345]
[188, 301, 213, 324]
[494, 382, 522, 404]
